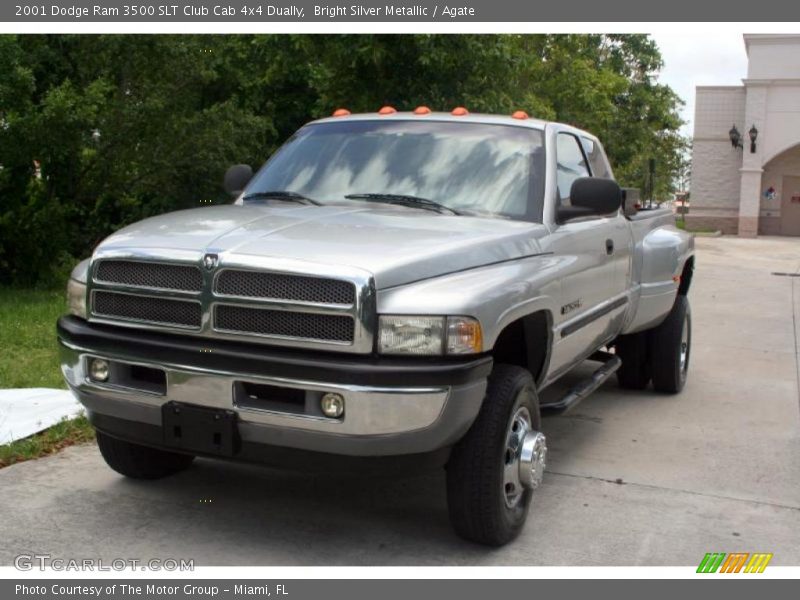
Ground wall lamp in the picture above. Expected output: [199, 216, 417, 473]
[729, 124, 758, 153]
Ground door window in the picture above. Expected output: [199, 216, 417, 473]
[556, 133, 590, 206]
[581, 137, 612, 179]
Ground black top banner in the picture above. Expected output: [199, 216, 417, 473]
[4, 0, 797, 22]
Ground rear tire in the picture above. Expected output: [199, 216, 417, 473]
[446, 364, 543, 546]
[615, 331, 651, 390]
[649, 295, 691, 394]
[96, 431, 195, 479]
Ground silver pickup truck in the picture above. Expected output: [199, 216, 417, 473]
[58, 109, 694, 546]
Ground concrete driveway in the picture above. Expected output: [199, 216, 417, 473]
[2, 236, 799, 566]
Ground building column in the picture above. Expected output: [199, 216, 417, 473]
[737, 83, 768, 237]
[738, 167, 763, 237]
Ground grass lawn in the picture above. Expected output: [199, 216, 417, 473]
[0, 414, 95, 468]
[0, 288, 67, 388]
[0, 287, 95, 468]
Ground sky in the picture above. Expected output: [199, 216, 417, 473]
[650, 33, 749, 138]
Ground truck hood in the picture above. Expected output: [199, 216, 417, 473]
[96, 204, 548, 289]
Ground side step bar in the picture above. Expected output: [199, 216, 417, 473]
[541, 351, 621, 414]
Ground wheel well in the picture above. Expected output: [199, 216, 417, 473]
[678, 256, 694, 295]
[491, 311, 551, 387]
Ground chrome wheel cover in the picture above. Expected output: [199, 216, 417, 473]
[519, 430, 548, 491]
[502, 405, 547, 509]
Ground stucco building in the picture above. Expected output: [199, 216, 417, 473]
[688, 34, 800, 236]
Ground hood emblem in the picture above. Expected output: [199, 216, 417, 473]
[203, 254, 219, 270]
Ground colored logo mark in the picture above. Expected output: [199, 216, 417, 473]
[697, 552, 773, 573]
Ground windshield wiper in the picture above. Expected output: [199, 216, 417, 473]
[344, 193, 462, 215]
[242, 190, 323, 206]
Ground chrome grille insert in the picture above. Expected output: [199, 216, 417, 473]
[215, 305, 355, 343]
[88, 252, 374, 352]
[93, 291, 202, 329]
[215, 270, 355, 305]
[95, 260, 202, 292]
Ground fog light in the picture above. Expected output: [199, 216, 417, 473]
[89, 358, 109, 382]
[320, 393, 344, 418]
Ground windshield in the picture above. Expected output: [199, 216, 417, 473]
[245, 119, 546, 220]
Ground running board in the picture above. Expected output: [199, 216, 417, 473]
[541, 351, 621, 414]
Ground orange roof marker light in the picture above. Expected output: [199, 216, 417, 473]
[451, 106, 469, 116]
[512, 110, 529, 120]
[413, 106, 432, 115]
[378, 106, 397, 115]
[332, 108, 351, 117]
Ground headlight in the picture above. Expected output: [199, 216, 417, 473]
[378, 315, 482, 355]
[379, 316, 444, 355]
[66, 259, 89, 319]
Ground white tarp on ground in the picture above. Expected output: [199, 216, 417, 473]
[0, 388, 83, 445]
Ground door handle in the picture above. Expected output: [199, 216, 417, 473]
[605, 239, 614, 255]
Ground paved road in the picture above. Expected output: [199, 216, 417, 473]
[2, 236, 799, 566]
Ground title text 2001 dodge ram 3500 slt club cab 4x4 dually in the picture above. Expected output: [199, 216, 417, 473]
[59, 109, 694, 546]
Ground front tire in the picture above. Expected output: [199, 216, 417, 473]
[649, 294, 691, 394]
[96, 431, 195, 479]
[446, 364, 545, 546]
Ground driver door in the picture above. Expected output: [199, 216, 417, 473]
[541, 131, 623, 381]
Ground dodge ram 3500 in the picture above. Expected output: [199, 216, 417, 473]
[59, 109, 694, 546]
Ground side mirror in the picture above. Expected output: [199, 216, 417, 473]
[224, 164, 253, 197]
[557, 177, 622, 223]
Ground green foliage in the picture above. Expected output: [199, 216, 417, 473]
[0, 34, 687, 285]
[0, 287, 66, 388]
[0, 35, 275, 285]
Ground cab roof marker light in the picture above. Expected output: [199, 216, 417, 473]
[451, 107, 469, 116]
[332, 108, 351, 117]
[512, 110, 529, 120]
[378, 106, 397, 115]
[414, 106, 432, 115]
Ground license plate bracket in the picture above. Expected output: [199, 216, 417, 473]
[162, 401, 240, 457]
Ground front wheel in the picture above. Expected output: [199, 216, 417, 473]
[446, 364, 546, 546]
[649, 294, 691, 393]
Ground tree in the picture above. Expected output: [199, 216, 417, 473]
[0, 35, 275, 284]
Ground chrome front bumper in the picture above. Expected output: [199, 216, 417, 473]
[59, 337, 487, 457]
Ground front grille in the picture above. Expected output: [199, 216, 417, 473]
[90, 257, 367, 349]
[95, 260, 203, 292]
[215, 270, 355, 305]
[215, 305, 354, 343]
[93, 291, 202, 328]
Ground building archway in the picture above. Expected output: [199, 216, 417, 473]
[760, 143, 800, 236]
